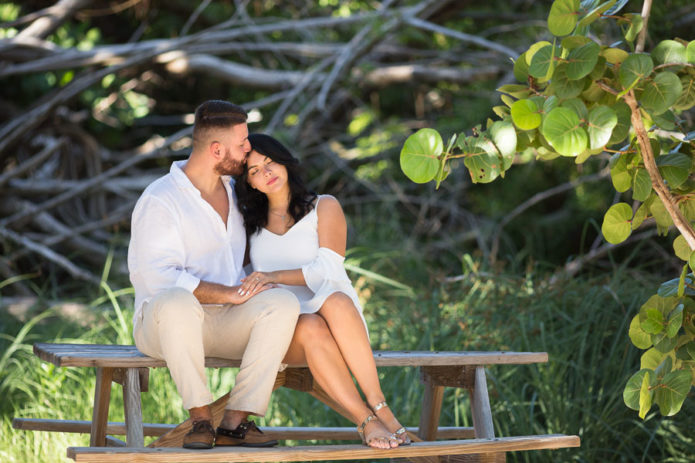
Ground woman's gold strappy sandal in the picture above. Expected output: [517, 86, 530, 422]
[372, 401, 411, 445]
[357, 414, 398, 448]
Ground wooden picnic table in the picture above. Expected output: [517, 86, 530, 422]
[13, 343, 580, 462]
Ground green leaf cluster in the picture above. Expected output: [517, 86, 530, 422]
[625, 292, 695, 417]
[399, 0, 695, 417]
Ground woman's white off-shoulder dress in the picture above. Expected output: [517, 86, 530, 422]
[249, 195, 367, 330]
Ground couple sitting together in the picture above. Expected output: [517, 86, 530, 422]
[127, 100, 409, 449]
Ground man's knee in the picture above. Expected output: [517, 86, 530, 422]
[149, 287, 202, 322]
[257, 288, 301, 320]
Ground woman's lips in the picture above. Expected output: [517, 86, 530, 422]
[267, 177, 278, 186]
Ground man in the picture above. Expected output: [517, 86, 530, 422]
[128, 100, 300, 449]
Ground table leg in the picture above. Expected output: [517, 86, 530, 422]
[469, 366, 505, 463]
[418, 381, 445, 441]
[90, 367, 114, 447]
[123, 368, 144, 447]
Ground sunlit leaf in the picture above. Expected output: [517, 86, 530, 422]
[649, 198, 673, 230]
[548, 0, 580, 36]
[629, 314, 653, 349]
[489, 121, 517, 169]
[463, 139, 501, 184]
[587, 105, 617, 149]
[640, 307, 664, 334]
[618, 53, 653, 89]
[638, 369, 652, 419]
[652, 40, 687, 65]
[561, 35, 591, 50]
[632, 201, 648, 230]
[566, 40, 600, 79]
[610, 154, 631, 192]
[673, 235, 692, 261]
[687, 40, 695, 64]
[601, 202, 633, 244]
[623, 369, 653, 410]
[640, 72, 683, 115]
[400, 128, 442, 183]
[602, 47, 629, 65]
[623, 13, 643, 43]
[511, 99, 542, 130]
[640, 347, 666, 370]
[541, 107, 587, 157]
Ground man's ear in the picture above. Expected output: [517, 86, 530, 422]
[209, 141, 222, 159]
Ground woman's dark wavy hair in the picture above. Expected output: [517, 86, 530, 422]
[234, 133, 317, 236]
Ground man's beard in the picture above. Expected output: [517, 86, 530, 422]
[214, 148, 244, 176]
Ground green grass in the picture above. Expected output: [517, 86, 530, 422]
[1, 259, 693, 462]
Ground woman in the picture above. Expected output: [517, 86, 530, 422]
[234, 133, 410, 449]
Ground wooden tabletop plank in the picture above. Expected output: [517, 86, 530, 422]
[34, 343, 548, 368]
[67, 435, 580, 462]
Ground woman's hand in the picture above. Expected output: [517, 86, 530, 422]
[238, 271, 277, 297]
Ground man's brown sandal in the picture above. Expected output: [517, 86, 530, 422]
[372, 401, 411, 445]
[215, 420, 278, 447]
[182, 420, 215, 449]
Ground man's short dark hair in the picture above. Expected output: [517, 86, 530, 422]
[193, 100, 247, 147]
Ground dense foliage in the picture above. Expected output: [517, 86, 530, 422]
[400, 0, 695, 417]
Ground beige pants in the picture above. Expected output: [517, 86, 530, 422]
[133, 287, 300, 416]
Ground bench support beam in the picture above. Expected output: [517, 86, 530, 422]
[90, 368, 114, 447]
[123, 368, 144, 447]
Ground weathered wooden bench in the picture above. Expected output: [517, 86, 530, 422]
[13, 343, 580, 462]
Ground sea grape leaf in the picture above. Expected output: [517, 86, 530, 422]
[618, 53, 653, 89]
[629, 314, 653, 349]
[542, 107, 587, 156]
[550, 63, 586, 99]
[400, 128, 442, 183]
[640, 72, 683, 115]
[601, 202, 633, 244]
[652, 40, 687, 65]
[529, 45, 557, 78]
[623, 369, 653, 411]
[640, 307, 664, 334]
[566, 40, 600, 79]
[656, 153, 691, 189]
[673, 75, 695, 111]
[623, 13, 643, 43]
[632, 168, 651, 202]
[548, 0, 580, 36]
[610, 154, 631, 192]
[673, 235, 691, 261]
[654, 370, 692, 416]
[511, 99, 542, 130]
[587, 105, 617, 149]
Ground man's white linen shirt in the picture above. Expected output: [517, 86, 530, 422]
[128, 160, 246, 323]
